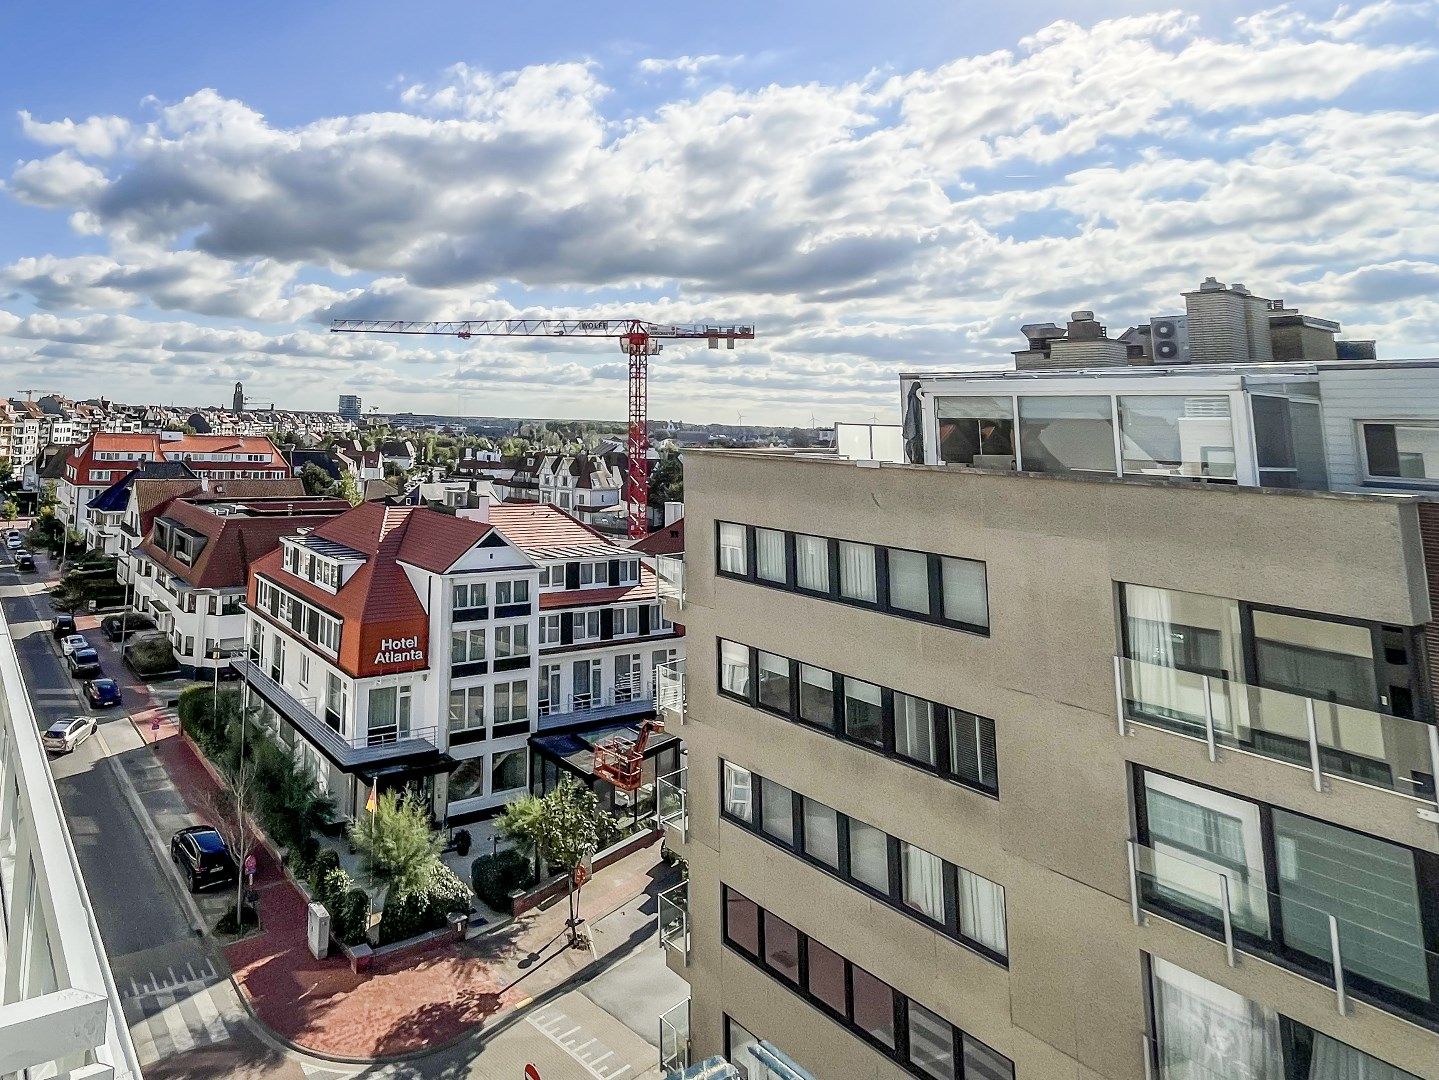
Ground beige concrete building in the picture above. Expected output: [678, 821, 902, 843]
[656, 352, 1439, 1079]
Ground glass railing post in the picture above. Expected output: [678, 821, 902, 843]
[1429, 725, 1439, 811]
[1202, 674, 1217, 762]
[1329, 914, 1349, 1015]
[1218, 873, 1235, 967]
[1114, 656, 1128, 736]
[1304, 698, 1324, 792]
[1126, 839, 1142, 926]
[1142, 1033, 1156, 1080]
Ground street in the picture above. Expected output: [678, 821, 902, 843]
[0, 532, 684, 1080]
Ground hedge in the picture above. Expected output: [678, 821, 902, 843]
[471, 848, 535, 911]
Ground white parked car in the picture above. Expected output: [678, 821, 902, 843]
[5, 533, 22, 549]
[42, 716, 98, 754]
[60, 634, 90, 658]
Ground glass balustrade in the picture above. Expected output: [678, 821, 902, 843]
[660, 998, 692, 1074]
[656, 767, 688, 833]
[659, 880, 689, 959]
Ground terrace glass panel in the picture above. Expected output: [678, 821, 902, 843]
[936, 396, 1015, 466]
[1018, 395, 1116, 474]
[1119, 394, 1236, 481]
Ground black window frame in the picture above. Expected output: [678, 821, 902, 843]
[714, 521, 989, 637]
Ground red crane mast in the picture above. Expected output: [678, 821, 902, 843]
[331, 318, 755, 538]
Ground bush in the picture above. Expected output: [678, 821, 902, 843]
[125, 634, 178, 675]
[333, 887, 370, 946]
[471, 848, 535, 911]
[216, 902, 260, 936]
[378, 863, 473, 946]
[309, 849, 342, 893]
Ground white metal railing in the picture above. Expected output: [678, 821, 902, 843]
[656, 554, 685, 609]
[1114, 655, 1439, 807]
[656, 767, 688, 836]
[659, 997, 691, 1074]
[656, 656, 686, 722]
[658, 879, 689, 961]
[0, 616, 140, 1078]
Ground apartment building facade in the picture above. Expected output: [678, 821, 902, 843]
[664, 362, 1439, 1078]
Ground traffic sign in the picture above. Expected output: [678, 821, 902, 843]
[524, 1064, 541, 1080]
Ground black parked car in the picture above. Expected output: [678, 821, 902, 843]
[67, 648, 102, 678]
[101, 612, 156, 642]
[51, 614, 77, 639]
[13, 550, 35, 571]
[170, 825, 237, 893]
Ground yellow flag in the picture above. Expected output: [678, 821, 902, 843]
[365, 780, 378, 815]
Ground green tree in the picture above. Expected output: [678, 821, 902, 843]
[533, 778, 603, 946]
[337, 472, 364, 506]
[648, 448, 683, 510]
[299, 463, 338, 497]
[348, 791, 443, 904]
[0, 500, 16, 521]
[496, 793, 545, 884]
[39, 481, 58, 511]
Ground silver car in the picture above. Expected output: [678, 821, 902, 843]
[61, 634, 90, 658]
[42, 716, 98, 754]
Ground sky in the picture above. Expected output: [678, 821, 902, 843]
[1, 0, 1437, 426]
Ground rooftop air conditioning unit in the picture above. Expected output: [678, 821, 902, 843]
[1149, 315, 1191, 364]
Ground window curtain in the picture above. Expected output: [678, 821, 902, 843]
[719, 523, 746, 574]
[1151, 958, 1283, 1080]
[902, 843, 945, 922]
[941, 557, 988, 626]
[895, 694, 935, 764]
[959, 870, 1007, 955]
[795, 535, 829, 591]
[1307, 1033, 1420, 1080]
[756, 528, 786, 582]
[839, 542, 877, 602]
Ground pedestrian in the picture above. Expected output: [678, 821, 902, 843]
[244, 851, 257, 889]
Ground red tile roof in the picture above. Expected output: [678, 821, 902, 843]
[132, 477, 307, 537]
[538, 571, 660, 610]
[488, 502, 615, 554]
[64, 432, 289, 487]
[630, 518, 685, 556]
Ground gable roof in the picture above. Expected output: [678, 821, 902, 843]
[488, 502, 617, 558]
[630, 517, 685, 556]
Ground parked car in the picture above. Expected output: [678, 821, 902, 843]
[42, 715, 98, 754]
[60, 634, 90, 658]
[5, 533, 21, 549]
[170, 826, 237, 893]
[13, 550, 35, 571]
[101, 612, 156, 642]
[67, 648, 102, 678]
[51, 614, 77, 638]
[84, 678, 122, 708]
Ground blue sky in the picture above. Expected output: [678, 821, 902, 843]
[2, 0, 1438, 423]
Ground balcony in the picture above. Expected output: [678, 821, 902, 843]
[537, 683, 656, 730]
[1127, 838, 1439, 1024]
[1115, 656, 1439, 806]
[658, 879, 690, 962]
[657, 553, 685, 612]
[659, 997, 692, 1075]
[0, 615, 141, 1077]
[656, 767, 688, 837]
[656, 656, 686, 724]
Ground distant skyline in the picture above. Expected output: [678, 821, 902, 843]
[2, 0, 1438, 424]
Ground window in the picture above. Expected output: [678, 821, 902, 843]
[1361, 420, 1439, 483]
[649, 602, 672, 632]
[757, 651, 791, 714]
[794, 533, 829, 592]
[1017, 394, 1116, 473]
[894, 693, 937, 767]
[804, 937, 846, 1015]
[494, 623, 529, 660]
[453, 581, 486, 611]
[763, 911, 800, 984]
[798, 664, 835, 728]
[299, 653, 311, 687]
[449, 758, 485, 803]
[451, 628, 485, 664]
[936, 396, 1015, 466]
[940, 557, 988, 629]
[496, 579, 530, 605]
[850, 967, 896, 1048]
[493, 680, 529, 728]
[843, 677, 883, 747]
[755, 527, 786, 583]
[802, 798, 839, 868]
[724, 888, 760, 956]
[722, 761, 753, 823]
[448, 686, 485, 732]
[958, 870, 1007, 957]
[760, 778, 793, 844]
[1120, 395, 1236, 481]
[572, 610, 601, 642]
[579, 561, 601, 586]
[848, 820, 890, 893]
[887, 548, 930, 614]
[718, 522, 748, 575]
[617, 559, 640, 584]
[324, 671, 346, 731]
[908, 1001, 956, 1079]
[491, 749, 527, 792]
[720, 640, 751, 698]
[614, 606, 639, 636]
[839, 541, 877, 603]
[900, 842, 945, 924]
[538, 614, 561, 645]
[540, 564, 565, 588]
[367, 684, 412, 739]
[949, 710, 997, 793]
[962, 1036, 1014, 1080]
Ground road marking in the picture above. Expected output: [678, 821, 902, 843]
[525, 1013, 634, 1080]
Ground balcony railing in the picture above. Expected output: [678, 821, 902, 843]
[1115, 656, 1439, 805]
[0, 614, 141, 1078]
[1127, 839, 1439, 1022]
[659, 997, 692, 1074]
[656, 767, 688, 836]
[538, 683, 656, 719]
[657, 554, 685, 609]
[656, 656, 686, 722]
[658, 880, 689, 961]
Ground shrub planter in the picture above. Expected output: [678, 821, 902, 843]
[509, 827, 660, 917]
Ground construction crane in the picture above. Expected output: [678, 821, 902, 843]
[329, 318, 756, 537]
[591, 718, 666, 792]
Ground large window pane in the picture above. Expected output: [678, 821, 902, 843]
[940, 557, 988, 628]
[894, 693, 937, 767]
[843, 677, 884, 747]
[907, 1001, 956, 1080]
[1119, 395, 1236, 481]
[936, 396, 1015, 466]
[1363, 420, 1439, 481]
[798, 664, 835, 728]
[948, 710, 998, 792]
[848, 819, 890, 894]
[1272, 809, 1429, 1001]
[958, 869, 1007, 956]
[1251, 610, 1379, 711]
[1017, 394, 1116, 474]
[850, 966, 896, 1048]
[722, 761, 753, 823]
[724, 888, 760, 956]
[761, 779, 794, 845]
[802, 798, 839, 868]
[718, 522, 748, 575]
[901, 842, 946, 924]
[887, 548, 931, 614]
[805, 938, 846, 1015]
[763, 911, 801, 984]
[839, 541, 877, 603]
[795, 534, 830, 592]
[961, 1036, 1016, 1080]
[757, 651, 791, 714]
[1149, 957, 1282, 1080]
[720, 640, 751, 698]
[756, 527, 787, 583]
[1122, 583, 1244, 734]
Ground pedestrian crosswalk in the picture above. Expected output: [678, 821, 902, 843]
[527, 1007, 634, 1079]
[120, 956, 238, 1064]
